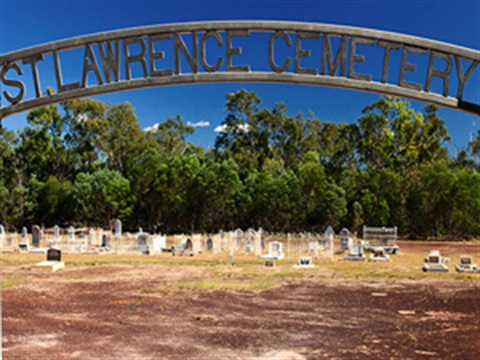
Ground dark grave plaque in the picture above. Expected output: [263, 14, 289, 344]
[102, 234, 111, 247]
[47, 248, 62, 261]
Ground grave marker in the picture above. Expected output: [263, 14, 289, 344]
[0, 224, 4, 246]
[423, 250, 449, 272]
[47, 247, 62, 261]
[114, 219, 122, 237]
[293, 256, 315, 269]
[32, 225, 42, 247]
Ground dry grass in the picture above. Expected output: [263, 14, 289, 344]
[2, 240, 479, 288]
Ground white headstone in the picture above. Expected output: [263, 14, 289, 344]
[114, 219, 122, 237]
[89, 228, 95, 245]
[68, 226, 75, 240]
[53, 225, 60, 239]
[0, 224, 5, 244]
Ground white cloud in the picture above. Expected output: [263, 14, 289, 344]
[144, 123, 160, 132]
[187, 121, 210, 128]
[75, 113, 88, 123]
[214, 123, 250, 133]
[214, 124, 228, 133]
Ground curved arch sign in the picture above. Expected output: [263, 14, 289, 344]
[1, 21, 479, 119]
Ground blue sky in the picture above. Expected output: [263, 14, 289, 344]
[1, 0, 479, 153]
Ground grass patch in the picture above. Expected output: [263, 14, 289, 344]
[65, 275, 87, 280]
[2, 274, 28, 289]
[171, 280, 272, 291]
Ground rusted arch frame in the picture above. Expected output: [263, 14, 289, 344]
[1, 20, 479, 119]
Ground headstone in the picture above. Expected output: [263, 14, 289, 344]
[18, 227, 29, 252]
[101, 234, 111, 248]
[293, 256, 315, 268]
[340, 228, 352, 251]
[325, 226, 335, 261]
[114, 219, 122, 237]
[259, 227, 265, 249]
[206, 238, 213, 252]
[47, 247, 62, 261]
[235, 229, 243, 249]
[53, 225, 60, 239]
[32, 225, 42, 247]
[89, 228, 95, 245]
[269, 241, 284, 259]
[0, 224, 5, 245]
[245, 229, 253, 253]
[344, 243, 366, 261]
[260, 241, 285, 260]
[148, 235, 165, 255]
[182, 238, 193, 252]
[192, 234, 202, 254]
[369, 249, 390, 262]
[135, 232, 149, 254]
[21, 226, 28, 241]
[68, 226, 75, 240]
[455, 255, 480, 273]
[264, 258, 275, 267]
[33, 246, 64, 272]
[423, 250, 449, 272]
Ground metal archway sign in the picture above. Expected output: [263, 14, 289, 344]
[1, 21, 479, 119]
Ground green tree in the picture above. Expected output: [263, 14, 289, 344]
[73, 169, 135, 227]
[146, 115, 196, 157]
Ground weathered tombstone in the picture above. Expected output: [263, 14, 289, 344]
[101, 234, 111, 248]
[135, 232, 149, 254]
[340, 228, 352, 251]
[269, 241, 284, 259]
[206, 238, 213, 252]
[325, 226, 335, 261]
[32, 225, 42, 247]
[18, 227, 29, 252]
[88, 228, 95, 246]
[192, 234, 202, 254]
[21, 226, 28, 241]
[68, 226, 75, 240]
[260, 241, 285, 263]
[344, 243, 366, 261]
[308, 241, 319, 254]
[245, 229, 253, 253]
[250, 229, 262, 256]
[53, 225, 60, 239]
[235, 229, 243, 249]
[259, 227, 265, 249]
[114, 219, 122, 237]
[182, 238, 193, 253]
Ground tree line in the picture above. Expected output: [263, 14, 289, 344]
[1, 90, 478, 239]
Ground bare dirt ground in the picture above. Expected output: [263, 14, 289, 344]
[2, 241, 479, 359]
